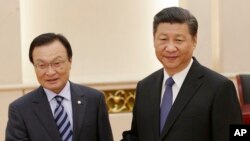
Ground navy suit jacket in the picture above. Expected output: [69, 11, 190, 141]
[122, 58, 242, 141]
[6, 82, 113, 141]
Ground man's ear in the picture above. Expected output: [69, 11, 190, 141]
[69, 58, 72, 63]
[193, 35, 197, 48]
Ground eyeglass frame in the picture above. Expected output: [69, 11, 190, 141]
[33, 59, 68, 71]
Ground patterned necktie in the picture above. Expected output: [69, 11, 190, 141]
[160, 77, 175, 133]
[54, 96, 73, 141]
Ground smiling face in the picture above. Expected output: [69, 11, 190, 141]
[32, 40, 72, 94]
[154, 23, 197, 76]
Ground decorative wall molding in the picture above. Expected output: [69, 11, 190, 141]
[104, 89, 136, 113]
[89, 81, 137, 113]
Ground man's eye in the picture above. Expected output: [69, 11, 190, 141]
[39, 64, 45, 67]
[175, 39, 184, 43]
[37, 64, 46, 68]
[53, 62, 61, 67]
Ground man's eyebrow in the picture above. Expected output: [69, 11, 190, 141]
[34, 56, 64, 63]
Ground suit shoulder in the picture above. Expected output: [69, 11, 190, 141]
[202, 66, 230, 82]
[9, 87, 40, 108]
[71, 82, 103, 97]
[138, 68, 163, 84]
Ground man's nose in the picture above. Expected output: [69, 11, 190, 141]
[45, 65, 56, 75]
[164, 42, 177, 52]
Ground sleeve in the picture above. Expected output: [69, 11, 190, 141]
[5, 103, 30, 141]
[98, 93, 114, 141]
[211, 80, 243, 141]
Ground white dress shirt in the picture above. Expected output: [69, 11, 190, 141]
[161, 59, 193, 105]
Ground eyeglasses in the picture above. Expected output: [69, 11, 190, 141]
[34, 60, 67, 71]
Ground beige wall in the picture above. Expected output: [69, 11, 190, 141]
[219, 0, 250, 73]
[0, 0, 22, 85]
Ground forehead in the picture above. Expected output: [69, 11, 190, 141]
[155, 23, 190, 36]
[32, 40, 67, 62]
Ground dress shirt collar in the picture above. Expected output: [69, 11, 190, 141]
[163, 58, 193, 88]
[44, 81, 71, 102]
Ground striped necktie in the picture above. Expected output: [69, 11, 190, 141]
[54, 96, 73, 141]
[160, 77, 175, 133]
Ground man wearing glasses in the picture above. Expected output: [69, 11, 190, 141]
[5, 33, 113, 141]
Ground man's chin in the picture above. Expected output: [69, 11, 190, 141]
[44, 84, 61, 92]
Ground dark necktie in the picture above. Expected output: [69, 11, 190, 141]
[54, 96, 73, 141]
[160, 77, 175, 133]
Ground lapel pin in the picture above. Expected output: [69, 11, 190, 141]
[77, 100, 82, 104]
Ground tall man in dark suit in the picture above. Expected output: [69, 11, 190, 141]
[5, 33, 113, 141]
[121, 7, 242, 141]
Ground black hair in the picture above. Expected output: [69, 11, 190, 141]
[29, 33, 72, 63]
[153, 7, 198, 37]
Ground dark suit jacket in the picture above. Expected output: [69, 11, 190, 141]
[122, 58, 242, 141]
[5, 82, 113, 141]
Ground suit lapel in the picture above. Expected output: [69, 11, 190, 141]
[160, 59, 204, 140]
[150, 69, 164, 141]
[32, 87, 61, 141]
[70, 83, 86, 141]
